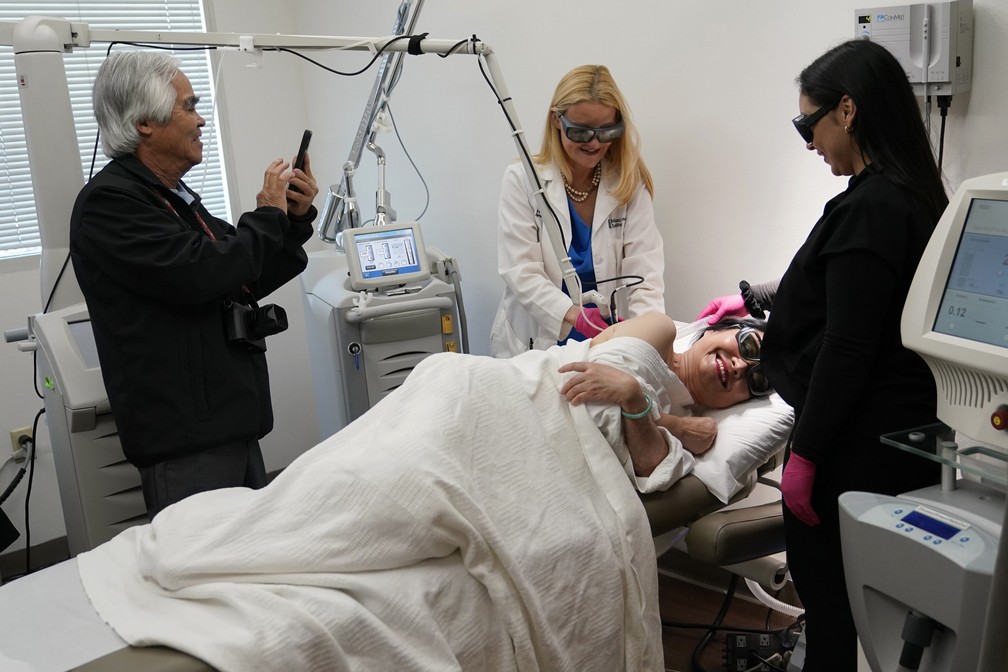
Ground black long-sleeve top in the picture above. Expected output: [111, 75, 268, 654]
[70, 155, 317, 467]
[760, 164, 939, 463]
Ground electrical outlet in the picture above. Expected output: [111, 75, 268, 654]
[724, 631, 793, 672]
[10, 427, 32, 454]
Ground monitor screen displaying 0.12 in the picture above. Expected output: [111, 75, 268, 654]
[933, 198, 1008, 350]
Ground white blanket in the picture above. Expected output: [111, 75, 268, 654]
[78, 343, 668, 671]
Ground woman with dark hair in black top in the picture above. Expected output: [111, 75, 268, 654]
[697, 39, 948, 671]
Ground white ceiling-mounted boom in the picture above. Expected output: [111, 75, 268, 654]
[2, 15, 577, 317]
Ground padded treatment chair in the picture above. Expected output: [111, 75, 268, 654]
[641, 474, 754, 536]
[641, 451, 787, 582]
[686, 500, 785, 568]
[74, 646, 214, 672]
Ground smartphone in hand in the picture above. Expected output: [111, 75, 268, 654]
[289, 129, 312, 193]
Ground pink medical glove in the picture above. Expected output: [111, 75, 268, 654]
[781, 452, 821, 526]
[696, 294, 748, 324]
[575, 307, 610, 335]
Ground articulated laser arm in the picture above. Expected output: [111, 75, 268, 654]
[318, 0, 424, 244]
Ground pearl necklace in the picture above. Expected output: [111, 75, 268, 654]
[563, 163, 602, 203]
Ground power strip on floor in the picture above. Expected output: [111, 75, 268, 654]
[723, 631, 794, 671]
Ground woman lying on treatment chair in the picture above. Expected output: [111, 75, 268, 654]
[561, 312, 771, 483]
[75, 312, 772, 672]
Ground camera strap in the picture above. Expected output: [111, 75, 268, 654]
[157, 191, 218, 240]
[156, 191, 255, 300]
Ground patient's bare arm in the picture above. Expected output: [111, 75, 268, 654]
[558, 360, 670, 477]
[590, 312, 677, 363]
[657, 414, 717, 456]
[619, 400, 670, 477]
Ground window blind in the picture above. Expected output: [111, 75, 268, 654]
[0, 1, 231, 260]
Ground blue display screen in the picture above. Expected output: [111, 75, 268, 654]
[901, 510, 961, 540]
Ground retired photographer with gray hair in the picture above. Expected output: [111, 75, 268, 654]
[70, 50, 320, 519]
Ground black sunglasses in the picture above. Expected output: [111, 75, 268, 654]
[558, 112, 625, 144]
[791, 101, 838, 144]
[735, 326, 773, 397]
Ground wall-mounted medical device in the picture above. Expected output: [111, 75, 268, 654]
[856, 0, 973, 96]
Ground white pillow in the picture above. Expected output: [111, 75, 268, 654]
[691, 394, 793, 503]
[673, 322, 794, 503]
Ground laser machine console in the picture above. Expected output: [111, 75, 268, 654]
[838, 172, 1008, 672]
[302, 221, 464, 440]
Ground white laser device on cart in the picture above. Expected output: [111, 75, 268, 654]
[838, 173, 1008, 672]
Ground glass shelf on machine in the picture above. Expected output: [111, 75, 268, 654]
[880, 422, 1008, 489]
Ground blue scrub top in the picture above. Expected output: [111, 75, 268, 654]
[560, 199, 600, 344]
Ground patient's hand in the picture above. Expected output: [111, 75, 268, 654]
[657, 414, 717, 455]
[558, 361, 638, 408]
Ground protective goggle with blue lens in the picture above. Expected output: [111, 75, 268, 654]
[558, 112, 625, 144]
[735, 326, 773, 397]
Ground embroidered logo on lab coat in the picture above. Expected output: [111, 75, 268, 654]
[607, 217, 625, 229]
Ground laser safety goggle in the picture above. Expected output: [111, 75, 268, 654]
[791, 100, 840, 144]
[735, 326, 773, 397]
[558, 112, 625, 144]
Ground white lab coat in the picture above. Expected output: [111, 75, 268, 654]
[490, 160, 666, 357]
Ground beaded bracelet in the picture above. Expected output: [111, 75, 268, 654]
[621, 394, 653, 420]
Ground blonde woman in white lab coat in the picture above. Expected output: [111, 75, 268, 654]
[490, 64, 665, 358]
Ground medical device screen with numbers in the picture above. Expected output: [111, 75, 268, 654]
[933, 198, 1008, 349]
[344, 223, 431, 291]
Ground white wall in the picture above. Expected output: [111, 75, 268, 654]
[2, 0, 1007, 563]
[287, 0, 1008, 332]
